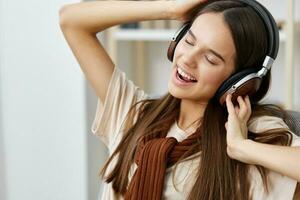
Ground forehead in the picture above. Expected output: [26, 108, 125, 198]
[189, 12, 236, 62]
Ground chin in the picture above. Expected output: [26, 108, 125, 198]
[168, 82, 188, 100]
[168, 90, 183, 99]
[168, 82, 213, 103]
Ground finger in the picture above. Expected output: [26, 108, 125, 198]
[226, 94, 238, 118]
[245, 95, 252, 120]
[237, 96, 248, 119]
[225, 94, 234, 114]
[245, 95, 251, 112]
[235, 105, 240, 114]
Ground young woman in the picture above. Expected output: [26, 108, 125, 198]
[59, 0, 300, 199]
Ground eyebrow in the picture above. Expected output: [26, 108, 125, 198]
[188, 30, 226, 63]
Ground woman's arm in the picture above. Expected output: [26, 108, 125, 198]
[59, 1, 177, 104]
[236, 139, 300, 182]
[58, 0, 209, 103]
[225, 94, 300, 182]
[59, 0, 177, 34]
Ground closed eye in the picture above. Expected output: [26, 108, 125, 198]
[205, 56, 217, 65]
[184, 39, 193, 46]
[185, 39, 217, 65]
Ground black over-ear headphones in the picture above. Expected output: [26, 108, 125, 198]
[167, 0, 279, 105]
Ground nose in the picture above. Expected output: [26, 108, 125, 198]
[181, 48, 198, 69]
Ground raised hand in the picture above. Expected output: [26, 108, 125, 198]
[170, 0, 209, 22]
[225, 94, 253, 163]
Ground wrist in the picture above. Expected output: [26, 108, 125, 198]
[165, 0, 180, 20]
[227, 139, 257, 164]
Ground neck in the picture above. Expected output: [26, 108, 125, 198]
[177, 99, 207, 133]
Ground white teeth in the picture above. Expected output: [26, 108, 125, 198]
[177, 67, 197, 81]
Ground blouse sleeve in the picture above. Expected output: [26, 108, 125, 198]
[90, 67, 149, 150]
[248, 115, 300, 147]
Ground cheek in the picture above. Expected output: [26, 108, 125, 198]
[201, 69, 229, 90]
[204, 71, 224, 85]
[174, 41, 186, 55]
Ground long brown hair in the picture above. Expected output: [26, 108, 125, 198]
[99, 1, 293, 199]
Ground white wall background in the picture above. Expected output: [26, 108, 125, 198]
[0, 0, 299, 200]
[0, 0, 94, 199]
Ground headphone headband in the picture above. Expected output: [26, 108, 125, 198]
[238, 0, 279, 59]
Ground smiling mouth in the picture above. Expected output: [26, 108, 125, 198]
[176, 66, 198, 83]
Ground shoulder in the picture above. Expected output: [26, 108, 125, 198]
[247, 115, 289, 132]
[248, 115, 300, 147]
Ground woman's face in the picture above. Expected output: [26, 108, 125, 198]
[168, 12, 236, 103]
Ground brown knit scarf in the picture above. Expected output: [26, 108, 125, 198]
[124, 125, 202, 200]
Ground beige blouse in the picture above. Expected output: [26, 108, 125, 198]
[91, 66, 300, 200]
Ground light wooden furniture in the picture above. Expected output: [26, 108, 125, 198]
[285, 0, 295, 109]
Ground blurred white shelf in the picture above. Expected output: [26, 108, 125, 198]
[113, 29, 175, 41]
[113, 28, 286, 42]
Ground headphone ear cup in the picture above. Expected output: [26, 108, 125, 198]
[167, 40, 177, 62]
[167, 22, 191, 62]
[215, 68, 262, 105]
